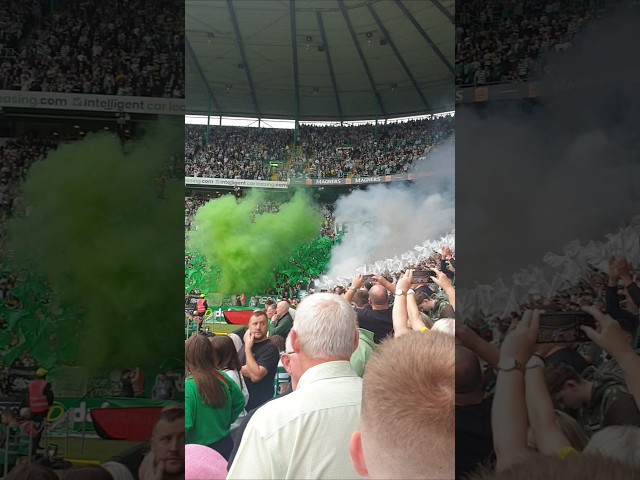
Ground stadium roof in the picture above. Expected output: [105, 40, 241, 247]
[186, 0, 454, 121]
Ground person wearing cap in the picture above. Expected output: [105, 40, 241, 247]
[27, 368, 54, 455]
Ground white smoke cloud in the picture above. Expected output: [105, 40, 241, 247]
[457, 9, 640, 287]
[326, 139, 455, 278]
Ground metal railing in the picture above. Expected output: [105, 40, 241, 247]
[1, 422, 35, 478]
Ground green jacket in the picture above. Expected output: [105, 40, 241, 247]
[598, 349, 640, 379]
[185, 370, 245, 445]
[430, 291, 451, 321]
[579, 367, 628, 435]
[350, 328, 376, 377]
[269, 312, 294, 339]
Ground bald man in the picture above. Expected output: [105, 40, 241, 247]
[269, 300, 294, 339]
[228, 293, 362, 479]
[345, 275, 394, 343]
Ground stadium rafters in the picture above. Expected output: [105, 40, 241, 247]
[186, 0, 454, 120]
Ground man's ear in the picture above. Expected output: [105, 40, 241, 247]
[349, 431, 369, 478]
[565, 380, 578, 391]
[281, 354, 292, 375]
[290, 329, 301, 354]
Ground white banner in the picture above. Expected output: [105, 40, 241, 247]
[185, 177, 289, 189]
[0, 90, 184, 115]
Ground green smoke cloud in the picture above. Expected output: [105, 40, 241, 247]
[188, 190, 322, 295]
[6, 120, 184, 368]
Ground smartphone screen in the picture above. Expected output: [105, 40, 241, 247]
[537, 312, 596, 343]
[412, 270, 435, 284]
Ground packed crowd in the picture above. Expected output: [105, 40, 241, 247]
[0, 135, 58, 226]
[185, 125, 290, 180]
[455, 0, 612, 85]
[0, 2, 42, 52]
[294, 116, 454, 179]
[184, 245, 456, 479]
[457, 252, 640, 479]
[0, 0, 184, 97]
[185, 115, 454, 180]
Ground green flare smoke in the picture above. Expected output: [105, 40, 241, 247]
[188, 190, 322, 295]
[7, 120, 184, 368]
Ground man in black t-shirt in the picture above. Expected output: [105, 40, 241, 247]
[344, 275, 393, 343]
[239, 311, 279, 411]
[355, 285, 393, 343]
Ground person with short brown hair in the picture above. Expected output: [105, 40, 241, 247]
[352, 289, 369, 308]
[138, 407, 185, 480]
[350, 331, 455, 479]
[544, 362, 627, 435]
[240, 310, 280, 411]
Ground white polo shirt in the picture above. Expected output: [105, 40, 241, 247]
[227, 360, 362, 479]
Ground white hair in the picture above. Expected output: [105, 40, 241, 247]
[228, 333, 243, 353]
[102, 461, 135, 480]
[584, 425, 640, 469]
[432, 318, 455, 336]
[292, 293, 356, 360]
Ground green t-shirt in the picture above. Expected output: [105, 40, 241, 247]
[350, 328, 376, 377]
[185, 370, 245, 445]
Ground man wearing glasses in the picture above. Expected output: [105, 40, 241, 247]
[229, 293, 362, 479]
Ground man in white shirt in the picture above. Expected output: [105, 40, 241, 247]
[227, 293, 362, 480]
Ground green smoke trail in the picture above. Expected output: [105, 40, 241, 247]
[6, 120, 184, 369]
[187, 190, 322, 295]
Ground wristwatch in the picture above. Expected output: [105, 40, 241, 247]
[395, 288, 407, 296]
[497, 357, 524, 374]
[348, 286, 357, 291]
[407, 289, 415, 295]
[526, 355, 545, 370]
